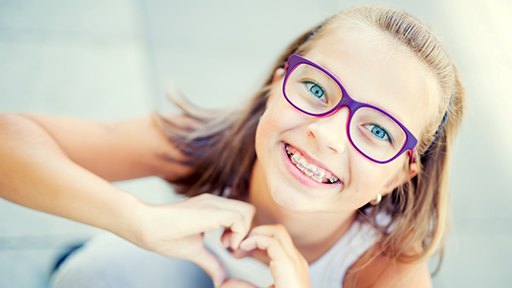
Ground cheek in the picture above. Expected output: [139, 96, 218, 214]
[255, 89, 304, 150]
[347, 162, 401, 204]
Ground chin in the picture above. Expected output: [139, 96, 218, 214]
[269, 187, 322, 212]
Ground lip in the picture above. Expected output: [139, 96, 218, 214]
[280, 142, 344, 189]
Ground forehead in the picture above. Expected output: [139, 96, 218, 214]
[303, 25, 439, 137]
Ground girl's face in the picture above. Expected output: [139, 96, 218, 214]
[254, 26, 439, 213]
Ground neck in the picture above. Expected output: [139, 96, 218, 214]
[248, 160, 356, 263]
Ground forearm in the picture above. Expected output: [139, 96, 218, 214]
[0, 114, 143, 242]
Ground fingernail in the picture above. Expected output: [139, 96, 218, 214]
[222, 236, 230, 248]
[239, 239, 250, 251]
[230, 235, 240, 250]
[231, 249, 245, 259]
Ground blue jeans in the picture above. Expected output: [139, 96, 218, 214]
[50, 233, 213, 288]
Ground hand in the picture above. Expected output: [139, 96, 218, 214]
[131, 193, 255, 287]
[221, 224, 311, 288]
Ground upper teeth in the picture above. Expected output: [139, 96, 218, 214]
[286, 145, 339, 184]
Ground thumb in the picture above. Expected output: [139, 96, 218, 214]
[189, 246, 226, 287]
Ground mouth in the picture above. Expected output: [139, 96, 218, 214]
[283, 143, 343, 185]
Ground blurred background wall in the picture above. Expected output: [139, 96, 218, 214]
[0, 0, 511, 287]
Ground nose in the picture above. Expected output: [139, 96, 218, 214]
[306, 107, 351, 154]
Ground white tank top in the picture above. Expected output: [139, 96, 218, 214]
[204, 218, 382, 287]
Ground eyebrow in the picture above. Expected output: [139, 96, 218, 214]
[315, 59, 407, 123]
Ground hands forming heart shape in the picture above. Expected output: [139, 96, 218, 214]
[219, 225, 311, 288]
[130, 193, 310, 288]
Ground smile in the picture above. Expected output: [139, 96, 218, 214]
[284, 143, 341, 185]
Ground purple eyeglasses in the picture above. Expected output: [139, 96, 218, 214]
[282, 54, 417, 164]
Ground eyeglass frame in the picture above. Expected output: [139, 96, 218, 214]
[282, 54, 418, 164]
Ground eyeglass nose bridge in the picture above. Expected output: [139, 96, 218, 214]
[320, 91, 366, 120]
[318, 96, 369, 152]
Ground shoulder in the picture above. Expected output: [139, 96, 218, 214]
[343, 243, 432, 288]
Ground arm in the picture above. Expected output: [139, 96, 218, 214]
[0, 113, 255, 286]
[19, 113, 190, 181]
[0, 113, 164, 241]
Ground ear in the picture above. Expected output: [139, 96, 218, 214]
[382, 162, 419, 194]
[272, 68, 285, 84]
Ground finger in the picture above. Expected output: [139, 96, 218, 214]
[211, 198, 255, 250]
[244, 225, 297, 257]
[188, 246, 226, 288]
[220, 230, 232, 249]
[219, 279, 257, 288]
[248, 225, 292, 243]
[240, 235, 309, 288]
[181, 208, 250, 253]
[232, 249, 251, 259]
[188, 209, 244, 234]
[220, 230, 250, 255]
[194, 194, 255, 220]
[239, 234, 289, 263]
[191, 194, 256, 249]
[215, 210, 254, 250]
[221, 231, 254, 259]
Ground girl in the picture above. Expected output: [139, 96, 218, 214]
[0, 6, 464, 288]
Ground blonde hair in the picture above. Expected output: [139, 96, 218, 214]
[312, 7, 465, 270]
[156, 5, 464, 271]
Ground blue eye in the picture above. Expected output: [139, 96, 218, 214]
[304, 82, 326, 103]
[368, 124, 393, 144]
